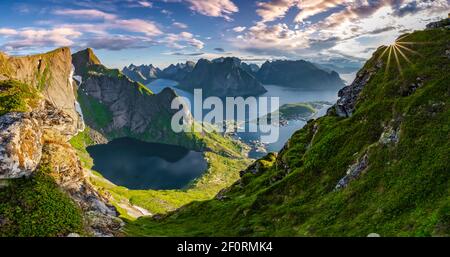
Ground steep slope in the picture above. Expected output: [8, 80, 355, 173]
[257, 59, 345, 89]
[0, 48, 122, 236]
[72, 48, 199, 148]
[178, 57, 267, 97]
[122, 64, 161, 84]
[126, 26, 450, 236]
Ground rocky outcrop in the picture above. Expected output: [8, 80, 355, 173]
[0, 112, 42, 178]
[379, 126, 400, 145]
[40, 139, 123, 236]
[0, 48, 83, 133]
[334, 60, 382, 117]
[0, 100, 81, 179]
[425, 18, 450, 29]
[256, 60, 344, 89]
[334, 153, 369, 190]
[160, 61, 195, 81]
[122, 64, 161, 84]
[0, 48, 122, 236]
[178, 58, 267, 97]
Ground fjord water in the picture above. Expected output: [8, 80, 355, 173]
[87, 138, 207, 190]
[148, 79, 343, 158]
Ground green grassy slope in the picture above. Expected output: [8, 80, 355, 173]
[0, 80, 41, 116]
[0, 165, 84, 237]
[125, 28, 450, 236]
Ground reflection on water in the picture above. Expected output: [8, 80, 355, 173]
[87, 137, 207, 190]
[147, 79, 340, 158]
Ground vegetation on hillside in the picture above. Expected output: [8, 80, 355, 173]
[77, 91, 113, 129]
[0, 165, 84, 237]
[125, 28, 450, 236]
[0, 80, 41, 116]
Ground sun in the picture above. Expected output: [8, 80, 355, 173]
[377, 34, 426, 77]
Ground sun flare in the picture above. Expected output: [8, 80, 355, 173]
[378, 35, 428, 76]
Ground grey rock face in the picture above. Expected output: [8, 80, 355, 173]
[0, 100, 81, 179]
[335, 60, 382, 117]
[81, 74, 189, 134]
[425, 18, 450, 29]
[0, 112, 42, 179]
[73, 49, 194, 143]
[335, 154, 369, 190]
[379, 126, 400, 145]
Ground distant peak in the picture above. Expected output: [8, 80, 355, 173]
[73, 48, 101, 66]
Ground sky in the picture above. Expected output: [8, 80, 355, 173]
[0, 0, 448, 69]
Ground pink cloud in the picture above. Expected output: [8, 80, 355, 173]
[186, 0, 238, 21]
[54, 9, 117, 20]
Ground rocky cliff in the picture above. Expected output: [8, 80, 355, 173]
[178, 57, 267, 97]
[257, 59, 345, 89]
[72, 49, 196, 148]
[0, 48, 122, 236]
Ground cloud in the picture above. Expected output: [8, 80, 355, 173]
[294, 0, 347, 22]
[232, 22, 310, 54]
[393, 0, 448, 17]
[185, 0, 239, 21]
[214, 47, 225, 52]
[54, 9, 117, 20]
[232, 26, 246, 33]
[84, 35, 154, 50]
[0, 28, 18, 36]
[162, 32, 205, 49]
[54, 9, 162, 37]
[368, 26, 398, 35]
[114, 19, 162, 36]
[137, 1, 153, 8]
[173, 22, 188, 29]
[0, 27, 82, 50]
[166, 52, 204, 56]
[233, 0, 449, 62]
[256, 0, 300, 23]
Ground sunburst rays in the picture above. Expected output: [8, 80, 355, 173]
[378, 35, 427, 77]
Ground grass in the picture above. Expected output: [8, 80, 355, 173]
[77, 91, 113, 129]
[0, 80, 41, 116]
[69, 128, 96, 168]
[0, 165, 84, 237]
[123, 28, 450, 236]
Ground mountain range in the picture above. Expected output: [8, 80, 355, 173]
[120, 57, 345, 97]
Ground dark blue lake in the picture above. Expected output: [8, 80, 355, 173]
[87, 137, 207, 190]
